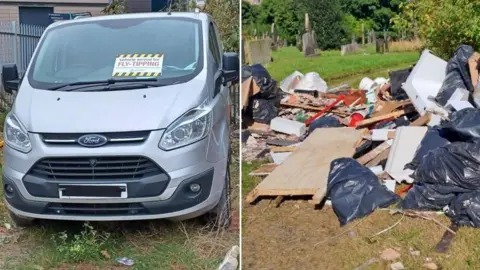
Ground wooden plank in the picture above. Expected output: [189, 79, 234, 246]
[274, 196, 285, 207]
[365, 148, 390, 167]
[270, 146, 297, 153]
[356, 140, 392, 165]
[355, 110, 406, 127]
[245, 128, 363, 203]
[249, 163, 278, 176]
[280, 102, 349, 116]
[371, 100, 411, 117]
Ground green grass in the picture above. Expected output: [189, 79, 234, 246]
[265, 46, 419, 86]
[241, 159, 268, 198]
[11, 221, 224, 270]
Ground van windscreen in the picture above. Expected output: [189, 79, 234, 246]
[28, 17, 203, 90]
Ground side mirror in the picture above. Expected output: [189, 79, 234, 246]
[2, 64, 20, 94]
[222, 52, 239, 85]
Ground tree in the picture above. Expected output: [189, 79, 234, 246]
[102, 0, 127, 14]
[298, 0, 348, 50]
[393, 0, 480, 58]
[341, 0, 406, 31]
[203, 0, 239, 52]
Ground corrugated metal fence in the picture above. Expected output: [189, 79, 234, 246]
[0, 21, 46, 111]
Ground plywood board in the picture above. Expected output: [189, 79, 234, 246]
[249, 164, 278, 176]
[246, 128, 364, 204]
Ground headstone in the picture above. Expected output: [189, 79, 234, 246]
[302, 32, 315, 57]
[311, 30, 318, 49]
[244, 38, 272, 65]
[341, 43, 360, 56]
[305, 13, 311, 33]
[302, 12, 315, 56]
[376, 38, 385, 54]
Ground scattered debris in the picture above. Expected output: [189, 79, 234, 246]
[380, 248, 401, 261]
[353, 258, 378, 270]
[423, 262, 439, 270]
[409, 248, 420, 256]
[101, 250, 111, 259]
[435, 223, 459, 253]
[218, 245, 240, 270]
[390, 262, 405, 270]
[242, 45, 480, 254]
[115, 257, 134, 266]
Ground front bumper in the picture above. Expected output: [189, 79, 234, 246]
[2, 129, 228, 221]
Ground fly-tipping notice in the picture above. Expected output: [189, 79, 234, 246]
[112, 54, 164, 77]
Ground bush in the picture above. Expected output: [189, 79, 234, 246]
[203, 0, 239, 52]
[393, 0, 480, 59]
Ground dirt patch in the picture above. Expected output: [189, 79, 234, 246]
[242, 198, 476, 269]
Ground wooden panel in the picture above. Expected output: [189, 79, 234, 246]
[246, 128, 363, 204]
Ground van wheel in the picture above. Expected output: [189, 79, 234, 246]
[8, 210, 34, 227]
[205, 167, 231, 229]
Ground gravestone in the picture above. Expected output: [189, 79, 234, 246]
[341, 43, 360, 56]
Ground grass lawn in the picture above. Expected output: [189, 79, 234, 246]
[0, 138, 240, 270]
[242, 159, 480, 269]
[265, 46, 420, 88]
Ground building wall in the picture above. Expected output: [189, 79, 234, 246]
[54, 6, 105, 16]
[0, 6, 19, 22]
[127, 0, 152, 13]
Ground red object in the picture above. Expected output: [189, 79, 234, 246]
[397, 184, 413, 195]
[348, 113, 365, 127]
[305, 95, 345, 126]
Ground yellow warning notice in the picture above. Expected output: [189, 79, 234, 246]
[112, 54, 164, 77]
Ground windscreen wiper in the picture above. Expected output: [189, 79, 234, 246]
[68, 82, 163, 92]
[48, 78, 159, 91]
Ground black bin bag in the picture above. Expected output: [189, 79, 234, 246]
[413, 142, 480, 190]
[401, 182, 471, 210]
[435, 45, 475, 106]
[440, 108, 480, 142]
[308, 116, 342, 133]
[248, 97, 278, 124]
[242, 64, 278, 99]
[327, 158, 399, 225]
[447, 192, 480, 227]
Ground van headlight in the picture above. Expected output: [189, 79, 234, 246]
[4, 113, 31, 153]
[159, 106, 212, 151]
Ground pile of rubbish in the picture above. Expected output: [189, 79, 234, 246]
[243, 44, 480, 230]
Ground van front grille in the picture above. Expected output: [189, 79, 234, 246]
[30, 156, 164, 180]
[41, 131, 150, 145]
[46, 203, 147, 216]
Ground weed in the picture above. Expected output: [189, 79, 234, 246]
[50, 222, 112, 263]
[389, 39, 424, 53]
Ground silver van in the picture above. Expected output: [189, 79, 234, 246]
[0, 12, 239, 227]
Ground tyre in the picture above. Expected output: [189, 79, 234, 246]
[8, 210, 34, 227]
[204, 167, 231, 229]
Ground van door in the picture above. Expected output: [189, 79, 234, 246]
[206, 21, 230, 163]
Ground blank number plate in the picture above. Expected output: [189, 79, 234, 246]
[58, 184, 127, 199]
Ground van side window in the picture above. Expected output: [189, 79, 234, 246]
[209, 23, 221, 67]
